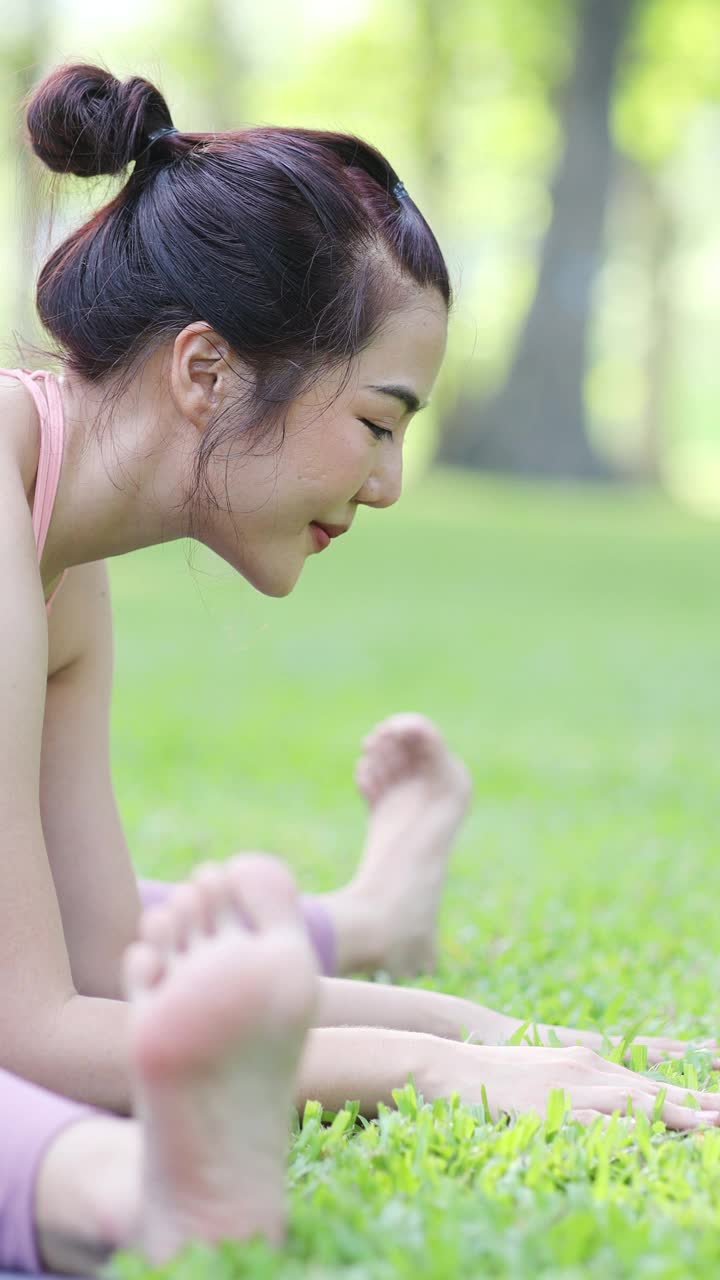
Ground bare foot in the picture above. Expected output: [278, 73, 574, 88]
[326, 714, 471, 977]
[124, 854, 318, 1262]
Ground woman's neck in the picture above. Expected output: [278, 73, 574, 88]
[45, 362, 195, 576]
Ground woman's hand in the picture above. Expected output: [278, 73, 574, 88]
[536, 1024, 720, 1069]
[424, 1042, 720, 1129]
[464, 1007, 720, 1069]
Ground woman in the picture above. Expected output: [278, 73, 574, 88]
[1, 61, 716, 1275]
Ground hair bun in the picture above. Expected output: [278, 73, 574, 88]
[25, 62, 174, 177]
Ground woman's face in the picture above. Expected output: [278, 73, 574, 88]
[203, 288, 448, 596]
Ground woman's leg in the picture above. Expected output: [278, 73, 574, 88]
[28, 854, 319, 1276]
[140, 714, 470, 980]
[35, 1116, 138, 1275]
[138, 879, 336, 976]
[136, 878, 173, 910]
[0, 1068, 98, 1273]
[319, 713, 471, 975]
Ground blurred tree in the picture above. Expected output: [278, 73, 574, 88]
[629, 159, 674, 479]
[411, 0, 452, 216]
[164, 0, 247, 129]
[115, 0, 249, 130]
[586, 151, 675, 480]
[441, 0, 635, 478]
[1, 0, 715, 495]
[1, 0, 54, 348]
[612, 0, 720, 487]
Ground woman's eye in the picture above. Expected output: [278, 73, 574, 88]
[361, 419, 394, 442]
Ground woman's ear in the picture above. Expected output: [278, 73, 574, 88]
[170, 322, 232, 431]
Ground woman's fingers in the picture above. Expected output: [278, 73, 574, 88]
[680, 1089, 720, 1112]
[640, 1095, 718, 1130]
[576, 1085, 720, 1130]
[636, 1042, 683, 1066]
[629, 1036, 720, 1069]
[570, 1109, 641, 1131]
[570, 1109, 613, 1127]
[473, 1046, 719, 1128]
[597, 1061, 720, 1110]
[569, 1030, 720, 1069]
[694, 1038, 720, 1070]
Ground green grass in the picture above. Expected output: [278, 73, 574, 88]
[108, 470, 720, 1277]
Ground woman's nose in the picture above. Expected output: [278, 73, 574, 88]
[355, 452, 403, 509]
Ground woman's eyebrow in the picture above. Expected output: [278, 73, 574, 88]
[365, 384, 428, 414]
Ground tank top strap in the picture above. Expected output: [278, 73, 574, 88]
[9, 368, 65, 560]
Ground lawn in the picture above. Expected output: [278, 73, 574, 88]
[109, 469, 720, 1278]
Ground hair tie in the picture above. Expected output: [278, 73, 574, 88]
[393, 180, 409, 202]
[147, 126, 180, 145]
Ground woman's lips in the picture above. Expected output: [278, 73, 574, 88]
[309, 521, 349, 552]
[309, 522, 331, 551]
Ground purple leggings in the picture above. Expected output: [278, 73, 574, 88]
[0, 879, 335, 1274]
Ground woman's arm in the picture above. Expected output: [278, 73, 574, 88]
[314, 977, 511, 1043]
[313, 980, 719, 1068]
[507, 1020, 720, 1067]
[0, 468, 134, 1111]
[41, 561, 143, 1000]
[18, 993, 133, 1112]
[296, 1028, 720, 1127]
[297, 1027, 437, 1114]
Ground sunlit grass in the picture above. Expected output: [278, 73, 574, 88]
[109, 470, 720, 1277]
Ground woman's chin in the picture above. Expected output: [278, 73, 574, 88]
[198, 534, 305, 597]
[256, 575, 299, 598]
[242, 556, 304, 598]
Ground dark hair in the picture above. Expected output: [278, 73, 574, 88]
[25, 63, 451, 505]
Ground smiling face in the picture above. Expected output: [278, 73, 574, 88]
[197, 288, 448, 596]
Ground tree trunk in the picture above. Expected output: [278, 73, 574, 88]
[442, 0, 635, 479]
[636, 168, 674, 480]
[10, 1, 53, 351]
[200, 0, 248, 129]
[412, 0, 452, 217]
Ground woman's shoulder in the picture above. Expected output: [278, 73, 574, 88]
[0, 370, 42, 499]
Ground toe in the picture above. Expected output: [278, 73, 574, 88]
[124, 940, 165, 1001]
[355, 758, 372, 788]
[383, 712, 440, 740]
[139, 904, 174, 954]
[380, 734, 404, 770]
[168, 883, 200, 952]
[370, 714, 447, 776]
[226, 853, 302, 932]
[356, 757, 382, 802]
[393, 715, 444, 763]
[191, 862, 228, 934]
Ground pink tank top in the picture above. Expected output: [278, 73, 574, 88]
[2, 368, 66, 612]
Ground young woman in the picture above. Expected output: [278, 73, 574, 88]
[1, 61, 716, 1275]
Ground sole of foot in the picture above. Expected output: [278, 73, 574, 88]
[123, 854, 318, 1262]
[350, 713, 472, 977]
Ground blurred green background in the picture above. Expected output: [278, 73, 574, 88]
[2, 0, 720, 501]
